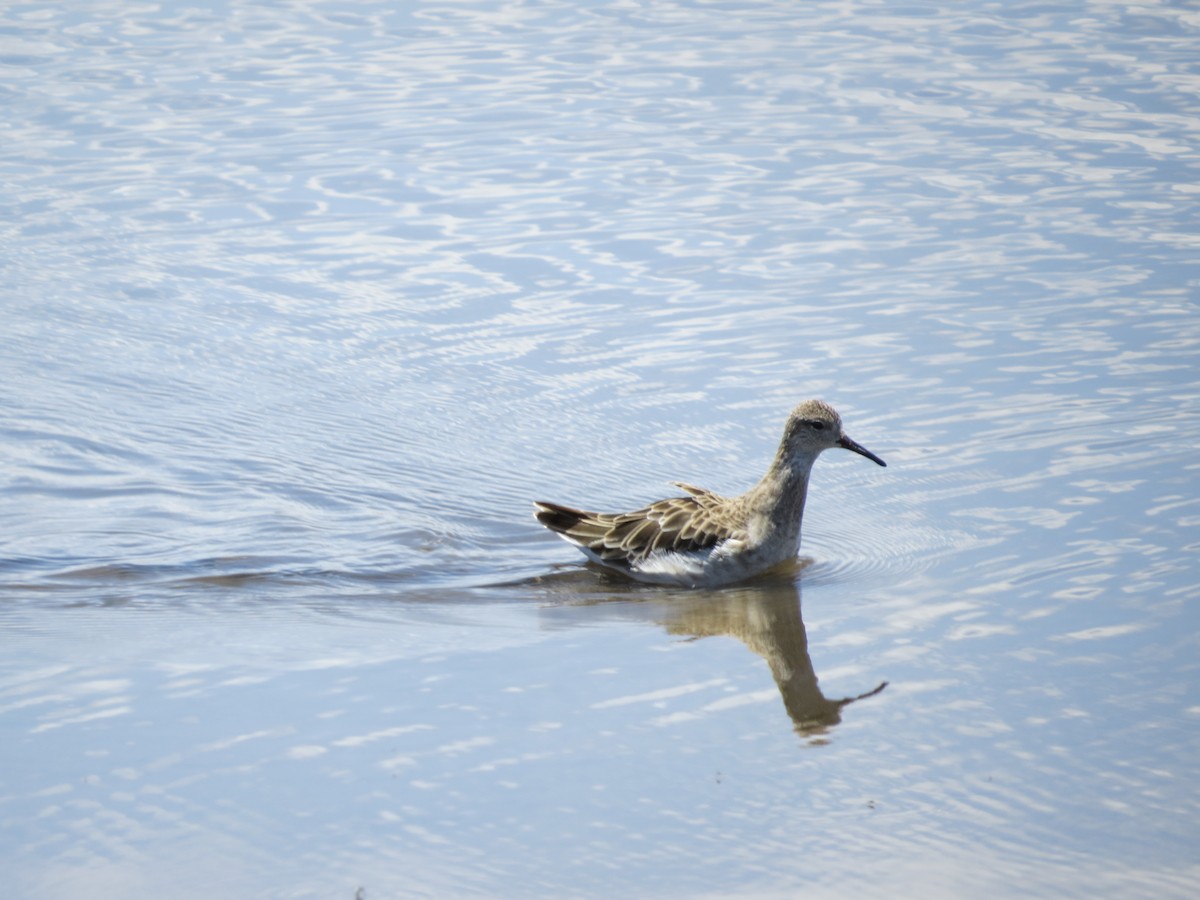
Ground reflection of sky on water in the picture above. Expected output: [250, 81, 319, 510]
[2, 0, 1200, 896]
[5, 578, 1196, 898]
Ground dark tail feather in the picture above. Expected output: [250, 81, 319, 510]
[533, 501, 592, 534]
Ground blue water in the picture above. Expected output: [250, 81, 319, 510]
[2, 1, 1199, 897]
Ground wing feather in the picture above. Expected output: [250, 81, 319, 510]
[670, 482, 724, 504]
[534, 490, 743, 568]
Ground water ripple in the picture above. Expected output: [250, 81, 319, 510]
[3, 1, 1200, 896]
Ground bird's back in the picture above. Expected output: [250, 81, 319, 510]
[533, 485, 740, 574]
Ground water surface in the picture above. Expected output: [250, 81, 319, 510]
[2, 1, 1199, 897]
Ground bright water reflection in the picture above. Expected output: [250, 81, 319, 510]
[2, 0, 1200, 897]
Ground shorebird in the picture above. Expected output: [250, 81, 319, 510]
[533, 399, 886, 588]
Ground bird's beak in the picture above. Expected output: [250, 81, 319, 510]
[839, 435, 887, 467]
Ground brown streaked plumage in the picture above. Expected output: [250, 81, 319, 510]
[534, 399, 886, 587]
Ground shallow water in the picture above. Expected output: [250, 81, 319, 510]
[3, 1, 1199, 897]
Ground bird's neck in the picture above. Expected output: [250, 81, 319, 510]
[752, 451, 818, 539]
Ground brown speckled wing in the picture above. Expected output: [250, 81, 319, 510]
[535, 489, 741, 565]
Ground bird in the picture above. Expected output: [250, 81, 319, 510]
[533, 399, 886, 588]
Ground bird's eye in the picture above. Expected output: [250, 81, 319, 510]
[806, 420, 826, 431]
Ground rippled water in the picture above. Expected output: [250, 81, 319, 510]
[3, 1, 1199, 897]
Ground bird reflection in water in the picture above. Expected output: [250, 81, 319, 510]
[654, 577, 886, 740]
[534, 564, 886, 740]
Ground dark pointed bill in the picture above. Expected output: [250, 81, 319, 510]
[838, 435, 887, 467]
